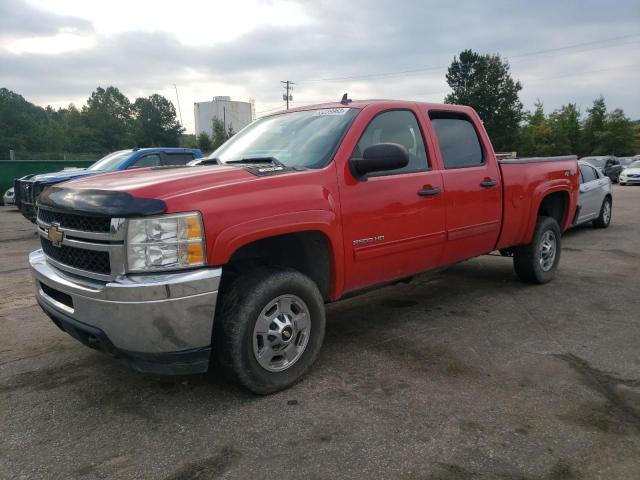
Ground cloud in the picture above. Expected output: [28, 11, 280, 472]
[0, 0, 93, 37]
[0, 0, 639, 131]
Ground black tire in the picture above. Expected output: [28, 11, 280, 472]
[592, 197, 612, 229]
[513, 216, 561, 284]
[213, 267, 325, 394]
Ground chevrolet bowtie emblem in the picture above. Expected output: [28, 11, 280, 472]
[47, 223, 64, 247]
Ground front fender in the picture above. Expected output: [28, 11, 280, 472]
[210, 209, 345, 299]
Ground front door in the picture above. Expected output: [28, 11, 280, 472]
[338, 109, 446, 293]
[428, 112, 503, 264]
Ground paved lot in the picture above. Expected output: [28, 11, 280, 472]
[1, 186, 639, 480]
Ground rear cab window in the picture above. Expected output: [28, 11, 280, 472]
[429, 113, 484, 169]
[164, 153, 196, 166]
[128, 154, 161, 169]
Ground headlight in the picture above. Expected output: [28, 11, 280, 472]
[126, 212, 206, 272]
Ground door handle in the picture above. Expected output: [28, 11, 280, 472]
[480, 179, 497, 187]
[418, 187, 441, 197]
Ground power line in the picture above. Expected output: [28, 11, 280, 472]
[299, 33, 640, 83]
[525, 62, 640, 82]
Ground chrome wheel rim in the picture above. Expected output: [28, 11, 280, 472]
[602, 201, 611, 224]
[252, 294, 311, 372]
[539, 230, 557, 272]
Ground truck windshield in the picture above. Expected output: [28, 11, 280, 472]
[210, 108, 359, 169]
[88, 150, 134, 171]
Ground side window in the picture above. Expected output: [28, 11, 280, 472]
[352, 110, 428, 174]
[430, 114, 483, 168]
[164, 153, 195, 166]
[579, 165, 597, 183]
[128, 154, 161, 169]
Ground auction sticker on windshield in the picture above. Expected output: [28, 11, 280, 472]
[312, 108, 351, 116]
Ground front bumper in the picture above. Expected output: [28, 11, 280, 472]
[619, 177, 640, 184]
[3, 195, 15, 206]
[29, 249, 222, 374]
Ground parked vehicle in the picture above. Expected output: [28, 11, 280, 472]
[619, 160, 640, 185]
[14, 148, 203, 222]
[29, 100, 579, 393]
[3, 187, 16, 206]
[618, 157, 636, 169]
[580, 156, 623, 183]
[574, 160, 612, 228]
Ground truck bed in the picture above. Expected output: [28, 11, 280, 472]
[496, 155, 579, 250]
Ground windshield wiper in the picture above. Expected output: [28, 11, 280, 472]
[197, 158, 221, 165]
[226, 157, 286, 168]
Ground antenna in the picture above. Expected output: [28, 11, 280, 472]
[173, 84, 184, 126]
[340, 93, 352, 105]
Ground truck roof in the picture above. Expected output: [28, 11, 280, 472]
[267, 99, 477, 117]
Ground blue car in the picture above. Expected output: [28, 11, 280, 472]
[15, 147, 203, 222]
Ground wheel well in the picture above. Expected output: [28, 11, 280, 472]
[537, 191, 569, 226]
[222, 231, 332, 301]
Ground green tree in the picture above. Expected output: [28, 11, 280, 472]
[180, 133, 197, 149]
[197, 132, 212, 152]
[211, 118, 228, 150]
[133, 94, 184, 147]
[0, 88, 49, 155]
[82, 86, 133, 151]
[445, 49, 523, 151]
[227, 124, 235, 138]
[595, 109, 635, 155]
[516, 100, 555, 156]
[548, 103, 581, 155]
[581, 96, 607, 156]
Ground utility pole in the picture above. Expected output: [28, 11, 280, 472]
[173, 84, 184, 127]
[281, 80, 294, 109]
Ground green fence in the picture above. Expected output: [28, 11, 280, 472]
[0, 160, 95, 205]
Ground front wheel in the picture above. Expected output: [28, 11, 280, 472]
[592, 197, 612, 228]
[214, 267, 326, 394]
[513, 216, 561, 284]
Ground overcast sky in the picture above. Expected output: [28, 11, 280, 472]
[1, 0, 639, 133]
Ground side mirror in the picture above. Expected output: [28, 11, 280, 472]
[349, 143, 409, 180]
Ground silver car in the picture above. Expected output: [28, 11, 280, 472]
[575, 160, 612, 228]
[619, 159, 640, 185]
[3, 187, 15, 206]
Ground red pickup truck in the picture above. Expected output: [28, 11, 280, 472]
[29, 100, 579, 393]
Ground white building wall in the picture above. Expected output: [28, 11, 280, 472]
[194, 97, 253, 137]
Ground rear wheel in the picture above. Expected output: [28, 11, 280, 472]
[592, 197, 612, 228]
[513, 216, 561, 284]
[214, 267, 326, 394]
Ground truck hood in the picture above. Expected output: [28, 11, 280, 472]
[32, 168, 97, 184]
[57, 164, 261, 201]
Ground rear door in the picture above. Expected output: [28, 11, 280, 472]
[577, 163, 602, 223]
[427, 111, 502, 264]
[338, 107, 446, 292]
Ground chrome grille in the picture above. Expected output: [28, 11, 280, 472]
[41, 237, 111, 274]
[38, 209, 111, 233]
[37, 209, 125, 281]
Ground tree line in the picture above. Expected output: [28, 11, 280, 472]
[2, 50, 638, 159]
[0, 86, 184, 158]
[445, 49, 639, 156]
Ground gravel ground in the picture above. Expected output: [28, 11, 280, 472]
[1, 185, 639, 480]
